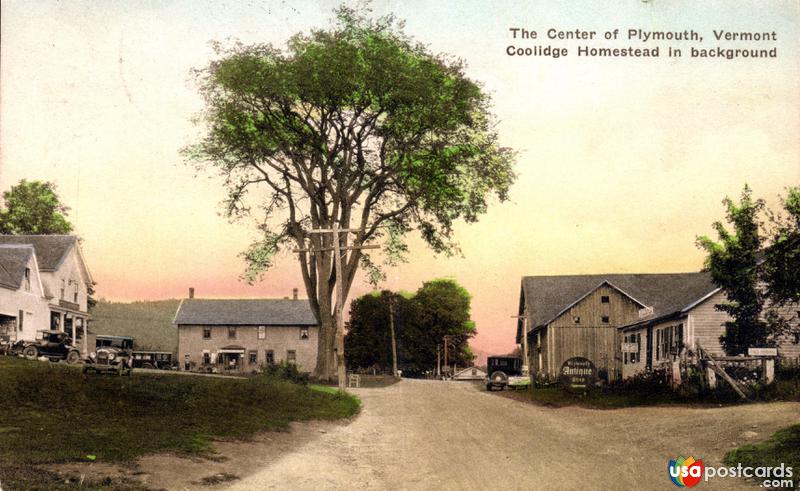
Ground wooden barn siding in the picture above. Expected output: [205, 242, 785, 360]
[549, 284, 642, 329]
[550, 326, 619, 376]
[546, 285, 641, 377]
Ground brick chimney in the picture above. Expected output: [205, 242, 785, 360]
[292, 288, 299, 300]
[189, 287, 195, 299]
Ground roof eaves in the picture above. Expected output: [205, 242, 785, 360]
[680, 287, 722, 313]
[543, 280, 648, 328]
[172, 298, 185, 325]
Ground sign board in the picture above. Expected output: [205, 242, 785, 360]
[621, 343, 638, 353]
[559, 357, 596, 393]
[748, 347, 777, 357]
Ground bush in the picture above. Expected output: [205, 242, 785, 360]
[606, 368, 670, 395]
[262, 361, 310, 385]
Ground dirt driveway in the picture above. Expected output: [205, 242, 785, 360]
[223, 379, 799, 490]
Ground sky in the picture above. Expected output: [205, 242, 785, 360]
[1, 0, 798, 361]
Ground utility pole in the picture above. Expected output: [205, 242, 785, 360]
[511, 314, 530, 376]
[388, 296, 398, 378]
[443, 334, 454, 377]
[297, 225, 378, 391]
[436, 344, 441, 377]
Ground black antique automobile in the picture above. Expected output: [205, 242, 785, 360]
[131, 351, 176, 370]
[21, 330, 82, 364]
[83, 335, 133, 376]
[485, 356, 523, 391]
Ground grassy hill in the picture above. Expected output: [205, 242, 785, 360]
[89, 299, 181, 352]
[0, 357, 360, 489]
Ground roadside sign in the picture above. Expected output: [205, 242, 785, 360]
[748, 347, 777, 357]
[559, 357, 596, 393]
[621, 343, 638, 353]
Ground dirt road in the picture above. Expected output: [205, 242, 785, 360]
[226, 379, 799, 490]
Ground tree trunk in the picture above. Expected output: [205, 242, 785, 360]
[313, 309, 338, 380]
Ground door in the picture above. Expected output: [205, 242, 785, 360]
[645, 326, 653, 370]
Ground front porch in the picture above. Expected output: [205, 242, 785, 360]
[49, 301, 89, 355]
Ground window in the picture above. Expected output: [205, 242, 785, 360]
[656, 324, 683, 360]
[202, 327, 211, 339]
[258, 326, 266, 340]
[73, 282, 79, 303]
[601, 295, 610, 304]
[24, 268, 31, 291]
[202, 352, 211, 365]
[18, 310, 24, 331]
[60, 279, 66, 299]
[573, 316, 581, 324]
[300, 328, 309, 340]
[248, 351, 257, 365]
[623, 333, 641, 364]
[601, 315, 610, 324]
[228, 327, 236, 339]
[266, 350, 275, 365]
[286, 350, 297, 364]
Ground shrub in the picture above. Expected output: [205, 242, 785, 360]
[606, 368, 670, 395]
[262, 362, 309, 385]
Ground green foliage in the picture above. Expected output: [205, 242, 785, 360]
[184, 5, 515, 299]
[763, 186, 800, 305]
[697, 185, 768, 355]
[0, 179, 74, 235]
[724, 425, 800, 488]
[262, 360, 310, 385]
[0, 357, 359, 476]
[344, 279, 476, 375]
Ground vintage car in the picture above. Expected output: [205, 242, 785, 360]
[20, 330, 82, 364]
[83, 335, 133, 375]
[131, 351, 176, 370]
[485, 356, 523, 391]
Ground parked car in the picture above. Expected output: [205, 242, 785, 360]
[485, 356, 522, 391]
[20, 330, 83, 364]
[131, 351, 176, 370]
[83, 335, 133, 376]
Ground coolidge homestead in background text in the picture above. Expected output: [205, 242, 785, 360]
[506, 27, 779, 58]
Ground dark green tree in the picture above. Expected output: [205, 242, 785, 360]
[697, 185, 767, 355]
[345, 279, 477, 376]
[184, 7, 515, 378]
[763, 186, 800, 305]
[0, 179, 73, 235]
[406, 278, 475, 373]
[344, 291, 411, 372]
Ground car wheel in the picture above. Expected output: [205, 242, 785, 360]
[142, 363, 155, 370]
[66, 350, 81, 364]
[22, 346, 38, 360]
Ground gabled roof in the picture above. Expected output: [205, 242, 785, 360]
[173, 298, 318, 326]
[0, 245, 34, 290]
[0, 235, 77, 271]
[517, 273, 717, 340]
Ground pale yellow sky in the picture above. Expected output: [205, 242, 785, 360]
[1, 0, 798, 356]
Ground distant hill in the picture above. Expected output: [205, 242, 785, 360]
[89, 299, 180, 352]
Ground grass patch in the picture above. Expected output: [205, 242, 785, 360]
[0, 357, 360, 488]
[725, 425, 800, 488]
[498, 370, 800, 410]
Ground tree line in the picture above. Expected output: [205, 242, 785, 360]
[344, 278, 476, 377]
